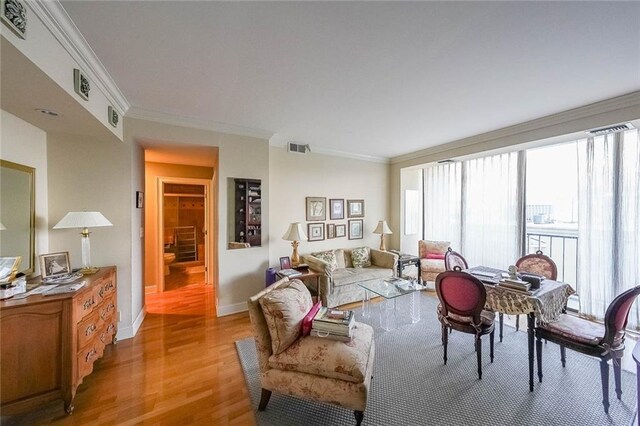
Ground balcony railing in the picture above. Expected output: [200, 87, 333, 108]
[525, 223, 578, 285]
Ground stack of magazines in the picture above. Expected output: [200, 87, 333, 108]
[498, 278, 531, 292]
[311, 307, 355, 341]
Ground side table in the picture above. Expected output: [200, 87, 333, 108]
[396, 254, 421, 284]
[277, 268, 323, 305]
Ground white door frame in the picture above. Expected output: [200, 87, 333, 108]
[156, 176, 214, 292]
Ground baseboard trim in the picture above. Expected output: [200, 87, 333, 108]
[116, 307, 147, 341]
[217, 301, 248, 317]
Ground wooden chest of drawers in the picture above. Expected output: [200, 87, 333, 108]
[0, 266, 117, 414]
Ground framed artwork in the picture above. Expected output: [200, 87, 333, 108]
[335, 224, 346, 238]
[306, 197, 326, 221]
[348, 219, 363, 240]
[1, 0, 27, 39]
[326, 223, 336, 239]
[136, 191, 144, 208]
[279, 256, 291, 270]
[347, 199, 365, 218]
[329, 198, 344, 220]
[39, 251, 71, 279]
[307, 223, 325, 241]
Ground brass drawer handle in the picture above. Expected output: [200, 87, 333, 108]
[83, 297, 95, 310]
[85, 323, 97, 336]
[85, 348, 96, 362]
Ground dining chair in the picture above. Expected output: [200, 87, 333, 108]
[444, 247, 469, 272]
[535, 285, 640, 413]
[436, 270, 495, 380]
[498, 251, 558, 341]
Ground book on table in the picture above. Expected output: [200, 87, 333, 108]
[312, 307, 355, 336]
[279, 268, 302, 278]
[310, 329, 353, 342]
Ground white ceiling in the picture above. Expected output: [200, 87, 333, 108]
[61, 1, 640, 160]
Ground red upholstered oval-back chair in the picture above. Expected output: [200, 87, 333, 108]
[535, 285, 640, 413]
[435, 270, 495, 380]
[444, 248, 469, 272]
[499, 251, 558, 340]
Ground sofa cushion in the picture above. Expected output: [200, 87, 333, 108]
[344, 250, 354, 268]
[332, 266, 393, 287]
[268, 322, 374, 383]
[351, 247, 372, 268]
[419, 240, 450, 258]
[334, 249, 347, 269]
[538, 313, 623, 347]
[259, 280, 313, 355]
[312, 250, 338, 268]
[420, 258, 446, 273]
[438, 304, 495, 326]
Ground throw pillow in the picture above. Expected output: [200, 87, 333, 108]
[259, 280, 313, 355]
[312, 250, 338, 268]
[351, 247, 372, 268]
[426, 253, 445, 260]
[301, 301, 322, 336]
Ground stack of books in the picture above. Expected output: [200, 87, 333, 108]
[311, 307, 355, 342]
[279, 268, 302, 278]
[499, 278, 531, 292]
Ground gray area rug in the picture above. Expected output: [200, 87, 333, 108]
[236, 294, 636, 425]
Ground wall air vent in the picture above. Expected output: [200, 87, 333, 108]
[585, 122, 634, 136]
[287, 142, 310, 154]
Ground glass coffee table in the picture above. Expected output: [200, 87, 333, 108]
[359, 278, 426, 331]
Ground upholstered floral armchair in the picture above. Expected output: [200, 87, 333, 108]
[418, 240, 450, 282]
[247, 277, 375, 425]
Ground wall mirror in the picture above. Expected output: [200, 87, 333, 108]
[0, 160, 36, 276]
[227, 178, 261, 249]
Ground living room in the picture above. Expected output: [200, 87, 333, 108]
[1, 1, 639, 424]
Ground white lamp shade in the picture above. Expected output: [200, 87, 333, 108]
[373, 220, 392, 235]
[53, 211, 113, 229]
[282, 222, 307, 241]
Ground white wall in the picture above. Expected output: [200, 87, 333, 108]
[126, 117, 270, 316]
[0, 110, 49, 275]
[46, 132, 134, 339]
[130, 141, 145, 332]
[269, 147, 390, 266]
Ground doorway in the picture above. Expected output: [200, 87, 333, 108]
[157, 177, 213, 293]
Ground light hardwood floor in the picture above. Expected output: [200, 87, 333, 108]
[3, 283, 257, 425]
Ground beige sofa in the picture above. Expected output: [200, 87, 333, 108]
[418, 240, 450, 282]
[304, 248, 398, 308]
[248, 278, 375, 425]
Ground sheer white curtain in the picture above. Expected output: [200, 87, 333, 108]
[462, 152, 524, 269]
[577, 129, 640, 327]
[423, 162, 462, 251]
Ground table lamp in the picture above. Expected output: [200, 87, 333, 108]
[282, 222, 307, 267]
[53, 211, 113, 274]
[373, 220, 392, 251]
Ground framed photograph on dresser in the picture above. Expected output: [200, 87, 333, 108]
[39, 252, 71, 279]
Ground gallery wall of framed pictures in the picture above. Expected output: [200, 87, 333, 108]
[304, 197, 365, 241]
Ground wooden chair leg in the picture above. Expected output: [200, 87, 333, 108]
[499, 313, 504, 342]
[354, 410, 364, 426]
[489, 329, 494, 363]
[536, 334, 543, 383]
[599, 360, 610, 414]
[515, 315, 520, 331]
[258, 389, 272, 411]
[613, 357, 623, 400]
[560, 345, 566, 367]
[476, 335, 482, 380]
[443, 324, 448, 365]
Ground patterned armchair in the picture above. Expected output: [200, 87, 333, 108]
[247, 277, 375, 425]
[418, 240, 450, 282]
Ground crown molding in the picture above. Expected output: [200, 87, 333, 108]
[391, 91, 640, 165]
[127, 106, 275, 140]
[29, 0, 130, 115]
[268, 142, 390, 164]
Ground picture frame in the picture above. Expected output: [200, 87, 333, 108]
[279, 256, 291, 270]
[136, 191, 144, 208]
[348, 219, 363, 240]
[305, 197, 326, 221]
[307, 222, 325, 241]
[1, 0, 27, 40]
[326, 223, 336, 239]
[347, 199, 365, 218]
[329, 198, 344, 220]
[335, 224, 346, 238]
[39, 251, 71, 279]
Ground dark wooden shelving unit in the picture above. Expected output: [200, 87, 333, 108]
[234, 179, 261, 247]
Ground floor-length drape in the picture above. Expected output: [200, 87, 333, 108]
[577, 129, 640, 327]
[423, 162, 462, 251]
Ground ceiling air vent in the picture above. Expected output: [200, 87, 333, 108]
[437, 159, 456, 164]
[287, 142, 310, 154]
[586, 122, 634, 136]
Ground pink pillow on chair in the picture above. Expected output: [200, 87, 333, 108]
[302, 301, 322, 336]
[426, 253, 445, 260]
